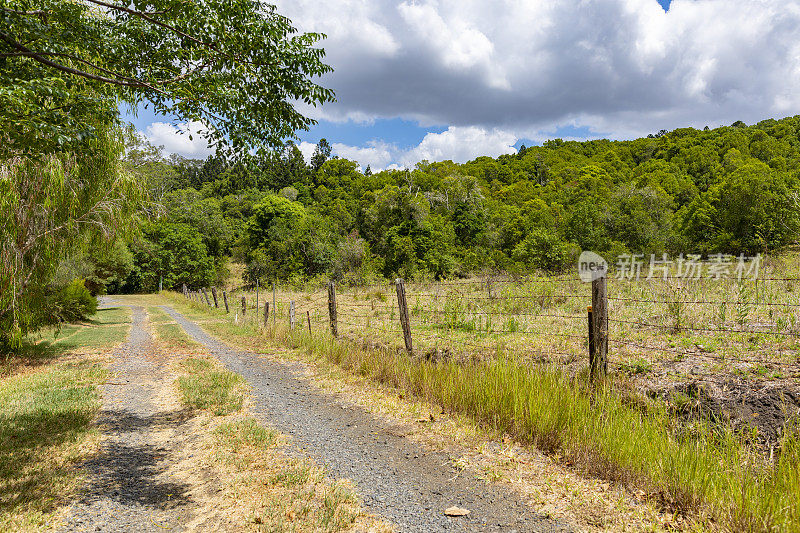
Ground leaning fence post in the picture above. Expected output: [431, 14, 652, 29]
[241, 296, 246, 317]
[395, 278, 413, 355]
[211, 287, 219, 308]
[327, 281, 338, 337]
[222, 290, 229, 313]
[307, 310, 312, 335]
[263, 302, 270, 327]
[289, 300, 295, 330]
[202, 288, 211, 306]
[590, 274, 608, 383]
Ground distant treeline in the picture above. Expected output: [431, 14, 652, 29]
[118, 116, 800, 292]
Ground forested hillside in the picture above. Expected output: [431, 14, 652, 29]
[121, 116, 800, 291]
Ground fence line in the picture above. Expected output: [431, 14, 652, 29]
[184, 273, 800, 385]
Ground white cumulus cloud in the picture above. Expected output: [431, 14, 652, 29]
[144, 121, 214, 159]
[276, 0, 800, 139]
[315, 127, 517, 171]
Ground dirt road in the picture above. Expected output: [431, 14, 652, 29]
[59, 303, 229, 532]
[162, 305, 571, 533]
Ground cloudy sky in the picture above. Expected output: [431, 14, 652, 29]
[126, 0, 800, 170]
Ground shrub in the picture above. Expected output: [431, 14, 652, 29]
[49, 279, 98, 323]
[511, 229, 576, 272]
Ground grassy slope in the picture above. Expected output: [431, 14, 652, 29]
[166, 292, 800, 532]
[0, 307, 130, 531]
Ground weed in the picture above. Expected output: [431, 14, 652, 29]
[619, 358, 652, 375]
[321, 482, 358, 530]
[736, 280, 752, 327]
[503, 317, 520, 333]
[667, 285, 685, 332]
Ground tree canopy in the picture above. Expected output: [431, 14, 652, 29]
[0, 0, 335, 157]
[125, 117, 800, 286]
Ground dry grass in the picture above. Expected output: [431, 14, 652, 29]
[223, 254, 800, 389]
[175, 356, 247, 415]
[209, 416, 391, 532]
[297, 349, 697, 532]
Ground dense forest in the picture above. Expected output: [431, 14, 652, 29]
[106, 115, 800, 292]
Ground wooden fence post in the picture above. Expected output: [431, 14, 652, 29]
[263, 302, 270, 327]
[202, 288, 211, 306]
[211, 287, 219, 308]
[327, 281, 338, 337]
[587, 305, 595, 375]
[395, 278, 413, 355]
[222, 291, 229, 313]
[241, 296, 246, 316]
[307, 310, 312, 335]
[590, 274, 608, 383]
[289, 301, 295, 330]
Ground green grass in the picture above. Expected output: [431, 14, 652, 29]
[89, 306, 130, 326]
[164, 291, 800, 532]
[0, 361, 108, 531]
[303, 335, 800, 532]
[146, 306, 173, 324]
[176, 357, 247, 415]
[154, 322, 201, 350]
[32, 307, 131, 353]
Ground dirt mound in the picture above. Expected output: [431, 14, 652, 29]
[651, 379, 800, 443]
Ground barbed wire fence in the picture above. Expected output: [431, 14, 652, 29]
[181, 271, 800, 385]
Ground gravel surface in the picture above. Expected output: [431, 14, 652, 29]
[162, 305, 572, 533]
[59, 303, 194, 533]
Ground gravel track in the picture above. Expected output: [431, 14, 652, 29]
[162, 305, 572, 533]
[59, 304, 194, 533]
